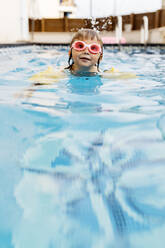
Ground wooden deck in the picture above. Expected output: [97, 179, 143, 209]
[29, 10, 165, 32]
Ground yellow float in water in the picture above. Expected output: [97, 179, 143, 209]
[29, 66, 67, 84]
[103, 67, 137, 79]
[29, 66, 136, 84]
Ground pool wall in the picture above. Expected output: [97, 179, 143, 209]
[28, 29, 165, 44]
[0, 28, 165, 45]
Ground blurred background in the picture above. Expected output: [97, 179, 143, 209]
[75, 0, 162, 17]
[0, 0, 164, 44]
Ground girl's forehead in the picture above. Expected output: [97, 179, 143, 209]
[74, 38, 101, 44]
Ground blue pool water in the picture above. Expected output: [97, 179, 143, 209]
[0, 45, 165, 248]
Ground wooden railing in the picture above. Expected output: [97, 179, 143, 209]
[29, 9, 165, 32]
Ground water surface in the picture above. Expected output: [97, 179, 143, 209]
[0, 45, 165, 248]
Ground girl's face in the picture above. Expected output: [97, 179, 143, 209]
[71, 38, 102, 72]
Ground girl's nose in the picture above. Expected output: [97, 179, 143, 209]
[83, 47, 90, 54]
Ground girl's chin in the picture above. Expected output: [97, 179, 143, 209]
[79, 62, 91, 66]
[78, 61, 92, 67]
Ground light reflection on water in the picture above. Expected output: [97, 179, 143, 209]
[0, 46, 165, 248]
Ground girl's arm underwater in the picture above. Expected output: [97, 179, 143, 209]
[16, 66, 67, 98]
[18, 66, 136, 98]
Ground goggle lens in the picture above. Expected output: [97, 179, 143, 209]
[74, 41, 85, 50]
[72, 41, 101, 54]
[90, 44, 100, 53]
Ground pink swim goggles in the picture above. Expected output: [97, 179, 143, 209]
[71, 40, 102, 54]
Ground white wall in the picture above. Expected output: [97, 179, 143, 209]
[31, 0, 76, 18]
[162, 0, 165, 8]
[0, 0, 29, 43]
[37, 0, 59, 18]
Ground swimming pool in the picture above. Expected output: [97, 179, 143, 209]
[0, 44, 165, 248]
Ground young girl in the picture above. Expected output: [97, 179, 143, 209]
[30, 29, 136, 83]
[65, 29, 103, 76]
[30, 29, 103, 83]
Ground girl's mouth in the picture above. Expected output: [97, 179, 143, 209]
[79, 57, 91, 61]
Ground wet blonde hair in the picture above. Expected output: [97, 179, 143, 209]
[66, 29, 103, 71]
